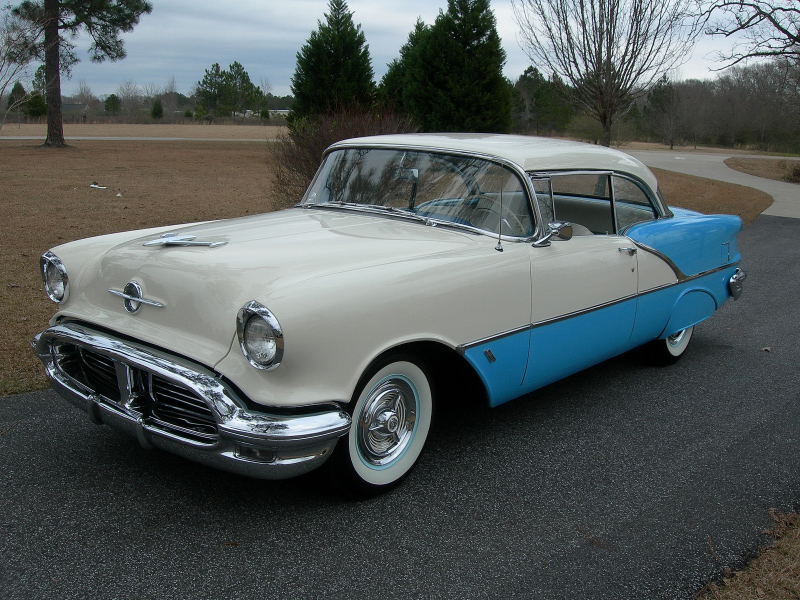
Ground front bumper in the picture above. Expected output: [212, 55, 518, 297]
[33, 322, 351, 479]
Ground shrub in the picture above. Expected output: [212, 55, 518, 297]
[784, 163, 800, 184]
[268, 106, 418, 209]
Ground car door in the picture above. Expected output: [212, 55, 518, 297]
[521, 174, 639, 393]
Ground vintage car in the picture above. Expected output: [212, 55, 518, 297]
[33, 134, 746, 496]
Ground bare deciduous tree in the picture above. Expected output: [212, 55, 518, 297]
[699, 0, 800, 66]
[512, 0, 702, 146]
[1, 6, 36, 130]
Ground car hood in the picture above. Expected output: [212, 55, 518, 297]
[58, 208, 479, 368]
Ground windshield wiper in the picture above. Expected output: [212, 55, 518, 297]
[309, 202, 434, 226]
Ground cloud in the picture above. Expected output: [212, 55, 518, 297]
[60, 0, 727, 99]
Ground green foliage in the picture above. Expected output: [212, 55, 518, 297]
[183, 108, 193, 119]
[12, 0, 152, 145]
[31, 64, 45, 94]
[377, 19, 427, 112]
[150, 97, 163, 119]
[511, 67, 573, 135]
[104, 92, 120, 115]
[25, 91, 45, 117]
[7, 81, 26, 110]
[196, 61, 263, 118]
[290, 0, 375, 121]
[392, 0, 511, 133]
[12, 0, 153, 65]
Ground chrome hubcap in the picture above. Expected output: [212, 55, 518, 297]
[667, 329, 686, 348]
[357, 376, 418, 467]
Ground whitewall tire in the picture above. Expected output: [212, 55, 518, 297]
[330, 355, 434, 497]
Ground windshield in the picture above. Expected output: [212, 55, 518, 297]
[302, 148, 535, 238]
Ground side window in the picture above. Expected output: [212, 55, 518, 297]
[550, 173, 614, 235]
[612, 176, 657, 231]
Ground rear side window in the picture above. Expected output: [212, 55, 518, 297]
[541, 172, 657, 235]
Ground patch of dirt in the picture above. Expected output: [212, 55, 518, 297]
[724, 158, 800, 184]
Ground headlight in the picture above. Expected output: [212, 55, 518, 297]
[40, 251, 69, 303]
[236, 301, 284, 370]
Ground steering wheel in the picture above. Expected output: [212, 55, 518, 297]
[458, 195, 527, 237]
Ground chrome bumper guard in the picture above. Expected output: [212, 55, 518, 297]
[33, 322, 351, 479]
[729, 268, 747, 301]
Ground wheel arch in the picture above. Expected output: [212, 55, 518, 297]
[352, 340, 488, 408]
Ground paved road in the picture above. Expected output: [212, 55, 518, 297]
[2, 215, 799, 599]
[626, 150, 800, 219]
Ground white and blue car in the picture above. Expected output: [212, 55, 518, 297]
[33, 134, 746, 496]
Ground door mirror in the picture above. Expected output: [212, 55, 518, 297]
[532, 221, 573, 247]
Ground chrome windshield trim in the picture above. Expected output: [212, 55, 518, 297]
[306, 143, 542, 240]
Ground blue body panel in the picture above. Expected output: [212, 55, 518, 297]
[462, 329, 531, 408]
[626, 211, 742, 276]
[462, 270, 739, 408]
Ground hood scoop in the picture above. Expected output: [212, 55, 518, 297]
[143, 232, 227, 248]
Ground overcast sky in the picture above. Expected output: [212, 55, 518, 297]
[58, 0, 733, 99]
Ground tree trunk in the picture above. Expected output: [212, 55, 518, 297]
[601, 123, 612, 147]
[43, 0, 65, 148]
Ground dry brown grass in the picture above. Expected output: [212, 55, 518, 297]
[698, 511, 800, 599]
[0, 139, 278, 395]
[653, 168, 773, 225]
[724, 158, 800, 184]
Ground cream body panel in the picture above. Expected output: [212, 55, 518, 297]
[52, 208, 532, 404]
[634, 245, 680, 292]
[215, 237, 532, 407]
[529, 236, 639, 324]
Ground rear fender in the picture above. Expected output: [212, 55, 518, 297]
[661, 289, 716, 339]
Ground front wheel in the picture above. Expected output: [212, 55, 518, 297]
[642, 326, 694, 365]
[328, 355, 434, 498]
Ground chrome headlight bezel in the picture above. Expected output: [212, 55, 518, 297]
[40, 251, 69, 303]
[236, 301, 284, 371]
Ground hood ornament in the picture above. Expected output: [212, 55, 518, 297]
[143, 232, 227, 248]
[108, 281, 164, 313]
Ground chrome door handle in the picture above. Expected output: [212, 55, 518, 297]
[618, 247, 637, 256]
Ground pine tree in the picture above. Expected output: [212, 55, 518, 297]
[12, 0, 152, 147]
[402, 0, 511, 133]
[290, 0, 374, 121]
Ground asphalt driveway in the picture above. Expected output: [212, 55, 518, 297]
[2, 215, 799, 600]
[626, 149, 800, 219]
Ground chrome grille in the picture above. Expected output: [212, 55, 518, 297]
[151, 376, 218, 441]
[53, 343, 218, 444]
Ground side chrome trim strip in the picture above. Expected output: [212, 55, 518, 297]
[457, 262, 740, 353]
[631, 240, 687, 280]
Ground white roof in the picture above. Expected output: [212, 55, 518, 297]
[331, 133, 659, 193]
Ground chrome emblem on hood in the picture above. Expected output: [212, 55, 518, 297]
[108, 281, 165, 313]
[143, 232, 227, 248]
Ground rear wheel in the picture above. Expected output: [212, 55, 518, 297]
[329, 355, 434, 498]
[642, 326, 694, 365]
